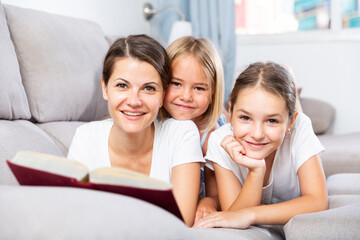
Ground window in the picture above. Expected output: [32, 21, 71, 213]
[342, 0, 360, 28]
[235, 0, 360, 35]
[295, 0, 330, 30]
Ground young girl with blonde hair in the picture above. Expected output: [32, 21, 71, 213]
[162, 36, 227, 222]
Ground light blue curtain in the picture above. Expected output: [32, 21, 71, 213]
[150, 0, 236, 104]
[149, 0, 189, 45]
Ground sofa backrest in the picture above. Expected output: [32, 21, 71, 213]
[3, 4, 109, 122]
[0, 3, 31, 120]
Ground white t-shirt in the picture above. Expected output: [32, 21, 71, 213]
[67, 118, 205, 183]
[205, 112, 325, 204]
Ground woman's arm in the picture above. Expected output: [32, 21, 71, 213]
[193, 154, 328, 228]
[171, 162, 201, 227]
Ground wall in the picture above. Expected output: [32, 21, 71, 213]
[4, 1, 359, 134]
[1, 0, 150, 37]
[235, 32, 360, 134]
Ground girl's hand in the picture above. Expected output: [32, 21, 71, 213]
[194, 197, 217, 224]
[221, 135, 265, 171]
[192, 209, 255, 229]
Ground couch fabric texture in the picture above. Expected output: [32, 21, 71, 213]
[0, 4, 30, 120]
[4, 4, 108, 122]
[0, 2, 359, 240]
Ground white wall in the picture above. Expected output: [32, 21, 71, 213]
[3, 1, 360, 134]
[235, 32, 360, 135]
[1, 0, 151, 36]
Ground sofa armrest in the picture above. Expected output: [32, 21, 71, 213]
[284, 195, 360, 240]
[327, 173, 360, 195]
[318, 133, 360, 177]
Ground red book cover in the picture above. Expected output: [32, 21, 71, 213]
[6, 159, 183, 221]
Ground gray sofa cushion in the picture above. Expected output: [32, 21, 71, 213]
[0, 3, 30, 120]
[300, 97, 335, 135]
[327, 173, 360, 195]
[190, 226, 284, 240]
[4, 4, 108, 123]
[0, 120, 63, 185]
[0, 185, 286, 240]
[284, 195, 360, 240]
[318, 133, 360, 177]
[0, 186, 193, 239]
[37, 121, 86, 156]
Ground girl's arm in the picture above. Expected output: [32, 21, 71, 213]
[249, 154, 328, 225]
[194, 122, 225, 223]
[193, 154, 328, 228]
[171, 162, 201, 227]
[216, 135, 266, 211]
[212, 163, 241, 210]
[194, 167, 219, 224]
[214, 162, 265, 212]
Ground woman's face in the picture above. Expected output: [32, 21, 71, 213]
[164, 55, 211, 124]
[102, 57, 164, 134]
[230, 86, 293, 160]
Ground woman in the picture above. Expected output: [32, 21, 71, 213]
[68, 35, 204, 226]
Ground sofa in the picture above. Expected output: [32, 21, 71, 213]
[0, 3, 359, 239]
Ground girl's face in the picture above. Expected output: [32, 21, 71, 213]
[102, 57, 164, 134]
[164, 55, 211, 124]
[230, 86, 294, 160]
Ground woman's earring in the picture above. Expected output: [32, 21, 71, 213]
[230, 124, 233, 132]
[287, 128, 291, 134]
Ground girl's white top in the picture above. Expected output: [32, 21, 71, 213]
[205, 112, 324, 204]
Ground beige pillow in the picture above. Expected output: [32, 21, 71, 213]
[0, 4, 30, 120]
[4, 4, 108, 122]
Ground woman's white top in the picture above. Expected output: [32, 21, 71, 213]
[68, 118, 205, 183]
[205, 112, 324, 204]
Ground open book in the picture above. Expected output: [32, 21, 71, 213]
[7, 151, 183, 221]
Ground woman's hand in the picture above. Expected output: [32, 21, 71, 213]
[220, 135, 265, 172]
[194, 197, 218, 224]
[192, 209, 255, 229]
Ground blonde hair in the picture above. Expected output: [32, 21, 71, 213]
[165, 36, 224, 132]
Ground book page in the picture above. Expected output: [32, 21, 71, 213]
[11, 151, 89, 181]
[90, 167, 172, 190]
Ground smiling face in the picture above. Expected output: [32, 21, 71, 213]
[164, 55, 211, 126]
[230, 86, 294, 160]
[102, 57, 164, 134]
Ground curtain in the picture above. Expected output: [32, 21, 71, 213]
[150, 0, 236, 104]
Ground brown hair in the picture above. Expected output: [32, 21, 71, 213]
[229, 62, 296, 119]
[103, 34, 171, 91]
[165, 36, 224, 132]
